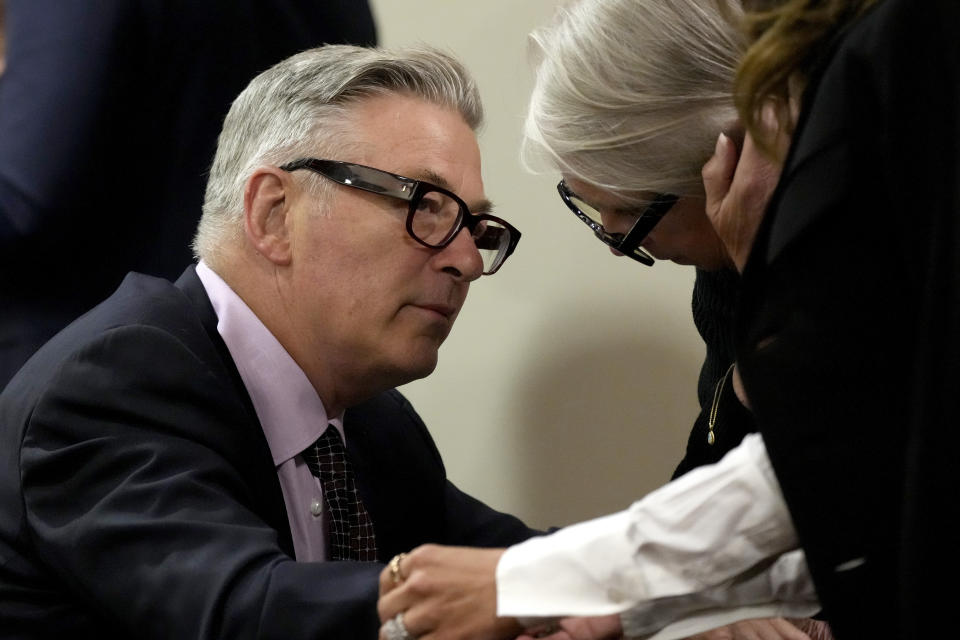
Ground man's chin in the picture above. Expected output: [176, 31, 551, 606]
[390, 349, 441, 386]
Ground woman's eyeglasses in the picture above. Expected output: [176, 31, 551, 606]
[557, 179, 677, 267]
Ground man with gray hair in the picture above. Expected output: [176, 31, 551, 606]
[0, 44, 530, 639]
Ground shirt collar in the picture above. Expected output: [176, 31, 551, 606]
[195, 261, 344, 465]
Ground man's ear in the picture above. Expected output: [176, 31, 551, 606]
[244, 167, 293, 265]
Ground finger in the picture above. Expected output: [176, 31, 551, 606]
[517, 633, 574, 640]
[378, 611, 422, 640]
[377, 583, 410, 623]
[765, 618, 811, 640]
[757, 102, 793, 160]
[733, 136, 782, 204]
[378, 617, 393, 640]
[377, 575, 449, 639]
[728, 619, 764, 640]
[378, 548, 431, 620]
[732, 133, 768, 174]
[395, 606, 428, 640]
[685, 629, 732, 640]
[708, 131, 783, 272]
[557, 614, 622, 639]
[380, 552, 409, 597]
[379, 564, 395, 597]
[731, 618, 806, 640]
[523, 620, 566, 639]
[702, 132, 739, 215]
[785, 619, 832, 640]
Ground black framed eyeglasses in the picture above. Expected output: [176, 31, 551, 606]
[557, 180, 677, 267]
[280, 158, 521, 275]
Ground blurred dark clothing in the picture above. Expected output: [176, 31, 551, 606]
[0, 0, 377, 388]
[672, 268, 756, 479]
[735, 0, 960, 636]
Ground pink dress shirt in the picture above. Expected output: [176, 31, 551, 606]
[196, 261, 341, 561]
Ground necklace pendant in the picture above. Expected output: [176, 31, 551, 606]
[707, 430, 715, 445]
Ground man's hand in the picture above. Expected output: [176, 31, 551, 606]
[378, 544, 521, 640]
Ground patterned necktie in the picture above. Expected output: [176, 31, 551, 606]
[302, 426, 378, 561]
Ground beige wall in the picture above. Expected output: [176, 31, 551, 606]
[371, 0, 705, 529]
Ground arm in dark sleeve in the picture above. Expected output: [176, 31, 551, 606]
[441, 480, 546, 545]
[383, 390, 545, 546]
[19, 326, 383, 639]
[345, 389, 543, 562]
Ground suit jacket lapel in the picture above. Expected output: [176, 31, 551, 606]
[343, 399, 405, 563]
[175, 265, 259, 420]
[344, 392, 448, 562]
[174, 264, 296, 556]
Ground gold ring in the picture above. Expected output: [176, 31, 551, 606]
[389, 552, 408, 585]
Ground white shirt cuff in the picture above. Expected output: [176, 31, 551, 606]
[497, 434, 799, 617]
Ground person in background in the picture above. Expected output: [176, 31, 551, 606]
[0, 44, 535, 639]
[377, 0, 957, 638]
[0, 0, 377, 389]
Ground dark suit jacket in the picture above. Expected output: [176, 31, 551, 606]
[735, 0, 960, 637]
[0, 266, 539, 639]
[0, 0, 377, 388]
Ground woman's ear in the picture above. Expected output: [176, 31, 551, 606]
[244, 167, 293, 265]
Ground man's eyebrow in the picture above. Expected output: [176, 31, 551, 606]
[471, 198, 495, 215]
[417, 169, 493, 214]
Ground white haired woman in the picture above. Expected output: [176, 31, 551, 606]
[524, 0, 761, 484]
[519, 2, 811, 635]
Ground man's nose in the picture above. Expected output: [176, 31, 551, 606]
[434, 227, 484, 282]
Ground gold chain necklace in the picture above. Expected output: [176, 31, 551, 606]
[707, 363, 737, 445]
